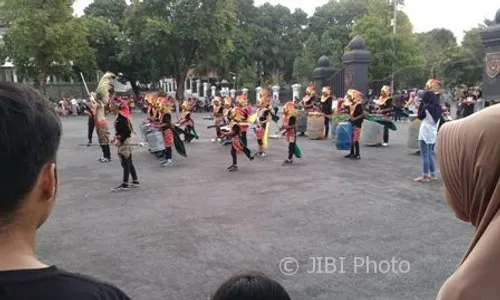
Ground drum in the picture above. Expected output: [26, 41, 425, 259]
[335, 122, 352, 151]
[361, 120, 384, 146]
[146, 130, 166, 152]
[140, 123, 150, 141]
[331, 113, 350, 140]
[306, 112, 324, 140]
[297, 110, 308, 133]
[407, 114, 420, 151]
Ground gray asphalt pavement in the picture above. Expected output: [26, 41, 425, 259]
[38, 111, 472, 300]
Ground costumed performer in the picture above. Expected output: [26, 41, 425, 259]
[255, 89, 271, 157]
[159, 99, 187, 168]
[376, 85, 393, 147]
[177, 101, 199, 142]
[232, 95, 250, 147]
[223, 109, 254, 172]
[94, 72, 116, 162]
[280, 102, 302, 166]
[211, 96, 224, 142]
[344, 89, 365, 159]
[110, 97, 140, 191]
[302, 82, 315, 112]
[320, 86, 334, 139]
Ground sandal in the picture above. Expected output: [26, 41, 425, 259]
[414, 176, 429, 182]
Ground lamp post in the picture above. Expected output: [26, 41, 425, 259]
[229, 72, 237, 91]
[391, 0, 398, 93]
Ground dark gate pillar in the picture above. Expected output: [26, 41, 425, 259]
[481, 9, 500, 103]
[342, 36, 372, 95]
[313, 56, 335, 95]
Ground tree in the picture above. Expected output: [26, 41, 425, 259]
[417, 28, 458, 81]
[351, 0, 425, 89]
[1, 0, 92, 92]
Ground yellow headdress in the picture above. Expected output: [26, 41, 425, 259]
[159, 96, 172, 114]
[425, 79, 440, 93]
[259, 88, 270, 99]
[213, 96, 222, 107]
[305, 82, 315, 96]
[380, 85, 391, 97]
[236, 95, 247, 108]
[321, 86, 332, 102]
[182, 101, 191, 112]
[347, 89, 363, 104]
[224, 97, 232, 108]
[259, 88, 271, 108]
[283, 101, 297, 117]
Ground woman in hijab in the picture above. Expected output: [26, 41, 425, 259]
[436, 104, 500, 299]
[414, 91, 441, 182]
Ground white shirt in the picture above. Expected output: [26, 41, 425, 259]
[418, 109, 439, 144]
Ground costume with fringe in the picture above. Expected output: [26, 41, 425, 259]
[281, 102, 301, 165]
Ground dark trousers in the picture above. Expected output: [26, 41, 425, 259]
[273, 107, 278, 115]
[88, 117, 95, 143]
[101, 145, 111, 159]
[383, 125, 389, 143]
[288, 142, 294, 160]
[165, 147, 172, 160]
[324, 117, 330, 138]
[120, 154, 138, 184]
[241, 131, 247, 147]
[393, 107, 403, 121]
[231, 147, 237, 165]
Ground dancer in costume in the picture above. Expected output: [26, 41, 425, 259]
[344, 89, 365, 159]
[223, 109, 254, 172]
[281, 102, 302, 166]
[302, 82, 315, 112]
[110, 97, 140, 191]
[177, 102, 199, 142]
[320, 86, 334, 139]
[232, 95, 250, 147]
[255, 89, 271, 157]
[94, 72, 116, 162]
[211, 96, 224, 142]
[159, 99, 187, 168]
[376, 85, 393, 147]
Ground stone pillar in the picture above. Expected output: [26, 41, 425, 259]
[242, 88, 248, 98]
[221, 87, 229, 97]
[211, 85, 217, 97]
[13, 70, 18, 83]
[184, 78, 188, 92]
[272, 85, 280, 106]
[481, 9, 500, 103]
[292, 84, 301, 101]
[256, 87, 262, 103]
[196, 79, 201, 97]
[230, 89, 236, 99]
[313, 56, 335, 95]
[203, 82, 209, 98]
[342, 36, 372, 96]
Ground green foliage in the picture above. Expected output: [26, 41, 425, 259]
[1, 0, 92, 91]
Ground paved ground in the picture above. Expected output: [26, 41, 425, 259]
[38, 111, 471, 300]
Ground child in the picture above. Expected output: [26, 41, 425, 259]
[344, 89, 365, 159]
[281, 102, 301, 166]
[223, 110, 253, 171]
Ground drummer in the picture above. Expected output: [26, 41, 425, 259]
[320, 86, 334, 139]
[376, 85, 393, 147]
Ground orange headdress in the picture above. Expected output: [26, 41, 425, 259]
[283, 101, 297, 117]
[159, 96, 172, 114]
[380, 85, 391, 97]
[305, 82, 315, 96]
[347, 89, 363, 104]
[321, 86, 332, 102]
[259, 88, 271, 108]
[426, 79, 440, 93]
[259, 88, 270, 99]
[213, 96, 222, 107]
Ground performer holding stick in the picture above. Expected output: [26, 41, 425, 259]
[94, 72, 116, 162]
[255, 89, 271, 157]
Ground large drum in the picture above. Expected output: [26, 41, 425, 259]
[146, 130, 166, 152]
[361, 120, 384, 146]
[297, 110, 308, 133]
[306, 112, 324, 140]
[335, 122, 352, 151]
[407, 114, 420, 152]
[331, 113, 350, 140]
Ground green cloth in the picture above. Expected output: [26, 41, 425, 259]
[365, 115, 397, 131]
[291, 142, 301, 158]
[240, 137, 254, 160]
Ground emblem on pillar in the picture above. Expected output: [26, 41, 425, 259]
[485, 52, 500, 79]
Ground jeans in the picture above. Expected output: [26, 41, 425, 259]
[419, 140, 436, 175]
[120, 154, 138, 184]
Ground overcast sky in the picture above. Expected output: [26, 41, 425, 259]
[73, 0, 499, 42]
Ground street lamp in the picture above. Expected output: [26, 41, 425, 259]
[229, 72, 237, 91]
[391, 0, 398, 93]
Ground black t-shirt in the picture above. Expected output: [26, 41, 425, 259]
[350, 104, 364, 128]
[0, 266, 130, 300]
[320, 97, 333, 115]
[114, 114, 132, 143]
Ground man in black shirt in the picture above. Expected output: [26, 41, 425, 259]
[0, 83, 131, 300]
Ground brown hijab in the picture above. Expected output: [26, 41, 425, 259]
[437, 104, 500, 299]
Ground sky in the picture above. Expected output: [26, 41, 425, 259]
[73, 0, 499, 43]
